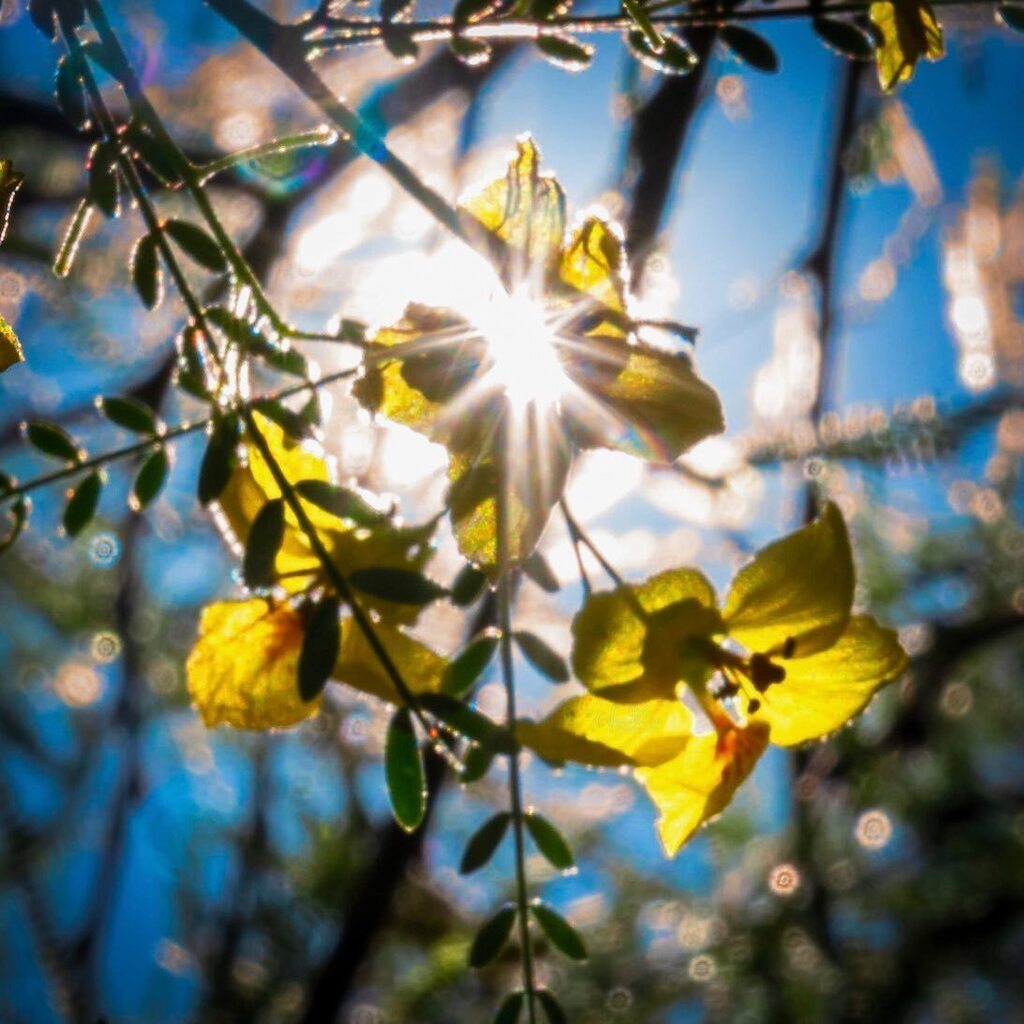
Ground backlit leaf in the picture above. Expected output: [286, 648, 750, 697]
[721, 25, 780, 73]
[0, 313, 24, 374]
[493, 991, 526, 1024]
[869, 0, 945, 91]
[243, 498, 285, 590]
[627, 29, 698, 74]
[0, 160, 24, 248]
[63, 472, 102, 538]
[164, 219, 227, 273]
[524, 812, 574, 871]
[513, 631, 569, 683]
[132, 448, 169, 509]
[419, 693, 516, 753]
[537, 990, 568, 1024]
[87, 141, 120, 218]
[460, 812, 511, 873]
[54, 199, 93, 279]
[813, 17, 876, 59]
[294, 479, 386, 527]
[536, 33, 594, 71]
[55, 53, 88, 130]
[530, 901, 587, 960]
[385, 709, 426, 831]
[100, 396, 158, 435]
[450, 562, 488, 606]
[131, 232, 162, 309]
[198, 415, 238, 505]
[298, 594, 341, 701]
[998, 3, 1024, 30]
[349, 566, 448, 606]
[468, 904, 516, 967]
[444, 632, 498, 695]
[27, 421, 81, 463]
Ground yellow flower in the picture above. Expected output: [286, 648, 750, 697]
[188, 411, 448, 730]
[870, 0, 945, 92]
[354, 136, 723, 570]
[186, 598, 447, 730]
[520, 503, 908, 855]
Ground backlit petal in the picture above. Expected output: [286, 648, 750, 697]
[186, 599, 316, 730]
[870, 0, 945, 92]
[724, 502, 853, 658]
[636, 719, 769, 856]
[748, 614, 908, 746]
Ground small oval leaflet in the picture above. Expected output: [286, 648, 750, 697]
[298, 595, 341, 702]
[128, 123, 181, 186]
[87, 142, 120, 219]
[622, 0, 664, 51]
[627, 29, 697, 75]
[493, 990, 526, 1024]
[536, 34, 594, 71]
[997, 2, 1024, 30]
[419, 693, 517, 754]
[163, 219, 228, 274]
[444, 632, 498, 696]
[513, 631, 570, 683]
[133, 448, 169, 509]
[523, 550, 560, 593]
[295, 479, 385, 527]
[460, 812, 512, 874]
[55, 54, 88, 131]
[460, 744, 496, 785]
[197, 416, 238, 505]
[722, 25, 780, 73]
[100, 395, 158, 435]
[450, 562, 488, 606]
[530, 900, 587, 961]
[242, 498, 285, 590]
[54, 199, 93, 280]
[385, 708, 426, 831]
[812, 17, 875, 59]
[537, 989, 568, 1024]
[27, 421, 81, 463]
[131, 232, 162, 310]
[468, 904, 517, 968]
[64, 472, 102, 538]
[525, 812, 575, 871]
[348, 566, 448, 606]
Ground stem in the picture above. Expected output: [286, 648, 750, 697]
[559, 497, 627, 589]
[62, 5, 434, 737]
[0, 368, 357, 505]
[308, 0, 994, 49]
[196, 127, 338, 184]
[496, 432, 537, 1023]
[83, 0, 294, 337]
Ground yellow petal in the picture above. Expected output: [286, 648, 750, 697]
[519, 694, 692, 769]
[333, 619, 447, 705]
[723, 502, 853, 658]
[571, 569, 720, 699]
[458, 135, 566, 282]
[448, 411, 571, 571]
[554, 215, 629, 339]
[636, 720, 769, 856]
[749, 614, 908, 747]
[354, 304, 484, 442]
[186, 599, 317, 730]
[870, 0, 945, 92]
[562, 336, 725, 462]
[0, 313, 24, 374]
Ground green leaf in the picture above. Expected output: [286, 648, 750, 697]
[55, 54, 88, 131]
[382, 25, 420, 61]
[87, 142, 120, 219]
[536, 33, 594, 70]
[251, 398, 312, 441]
[0, 160, 24, 249]
[444, 632, 498, 696]
[164, 219, 228, 273]
[460, 812, 511, 874]
[419, 693, 517, 753]
[127, 123, 181, 186]
[381, 0, 416, 19]
[530, 901, 587, 960]
[349, 567, 448, 606]
[298, 595, 341, 701]
[468, 904, 516, 968]
[204, 306, 254, 346]
[449, 35, 492, 65]
[537, 990, 568, 1024]
[722, 25, 780, 73]
[997, 2, 1024, 30]
[99, 396, 158, 435]
[513, 631, 570, 683]
[132, 448, 169, 509]
[622, 0, 663, 51]
[452, 0, 497, 24]
[26, 421, 80, 462]
[385, 708, 426, 831]
[295, 479, 386, 527]
[627, 29, 697, 74]
[451, 563, 488, 606]
[79, 39, 124, 81]
[242, 498, 285, 589]
[30, 0, 83, 39]
[523, 550, 559, 592]
[494, 991, 526, 1024]
[131, 233, 162, 309]
[525, 812, 574, 871]
[812, 17, 875, 59]
[198, 416, 238, 505]
[54, 199, 93, 279]
[460, 743, 496, 784]
[64, 472, 102, 538]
